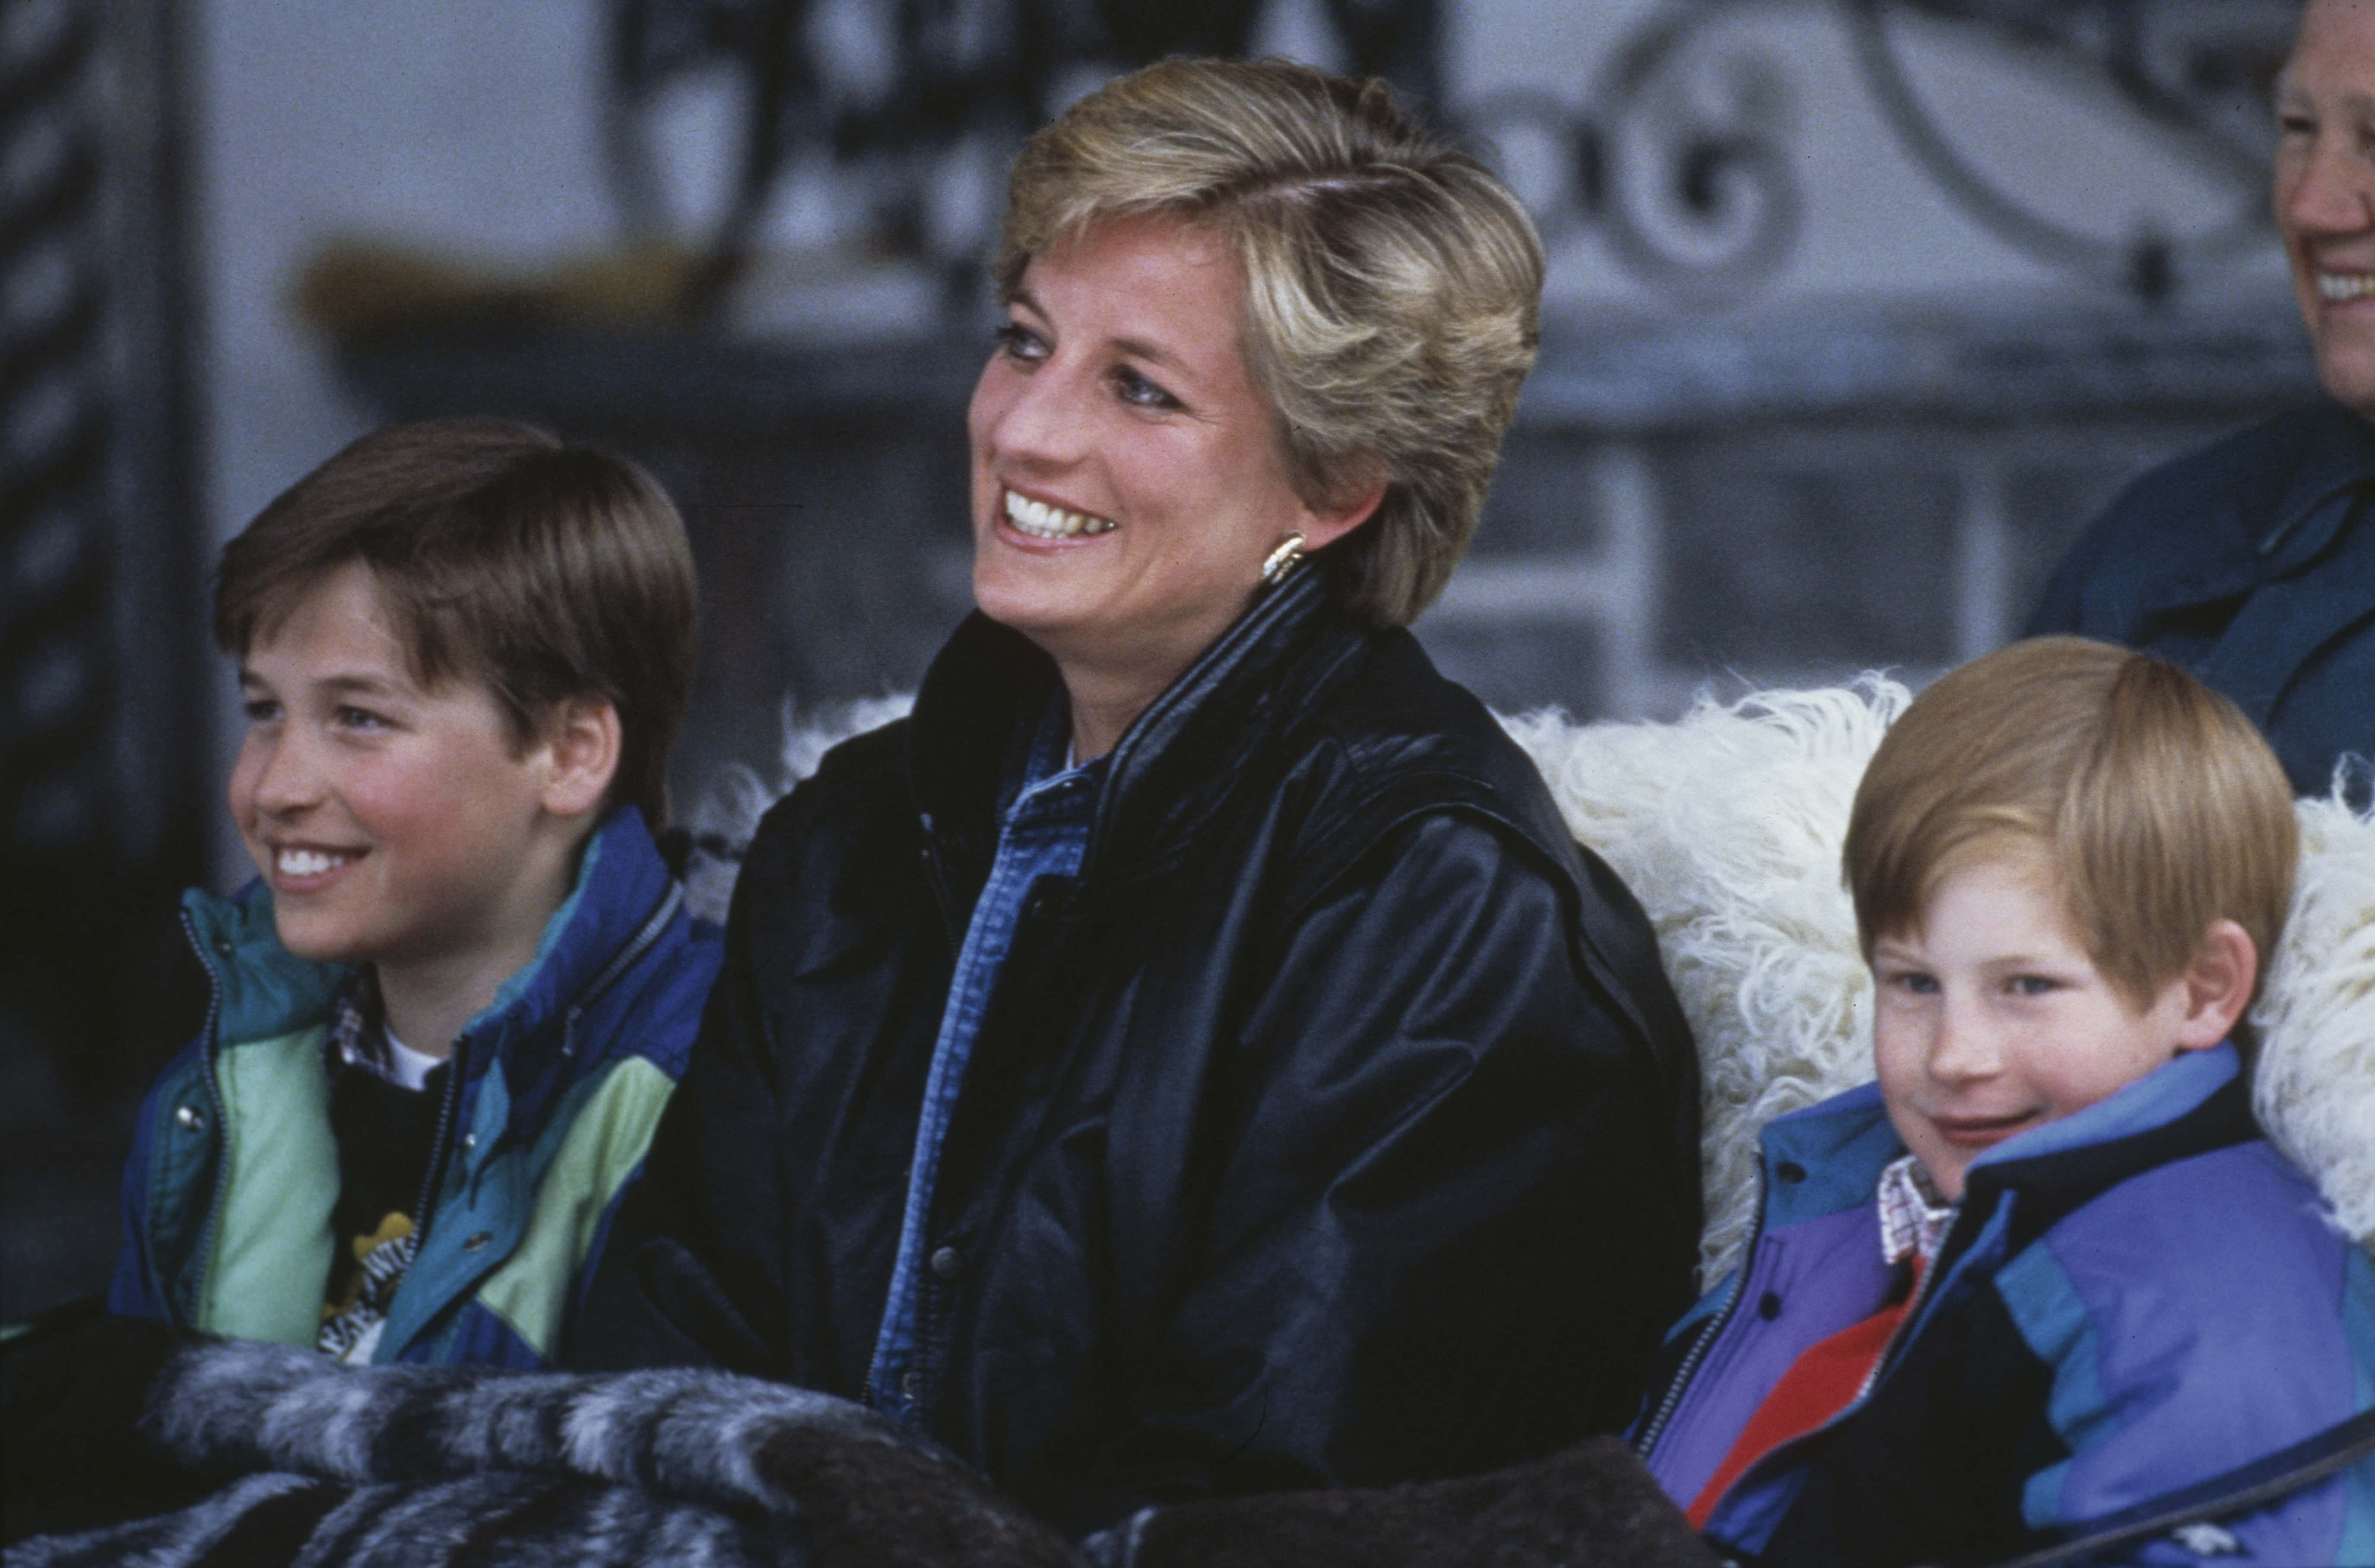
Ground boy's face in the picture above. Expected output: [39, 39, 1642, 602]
[228, 561, 571, 986]
[1870, 851, 2209, 1201]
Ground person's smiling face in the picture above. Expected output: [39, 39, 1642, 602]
[2275, 0, 2375, 416]
[227, 561, 576, 999]
[1869, 848, 2214, 1201]
[967, 215, 1370, 709]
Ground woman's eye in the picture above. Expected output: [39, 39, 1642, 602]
[1884, 970, 1938, 996]
[2278, 111, 2315, 137]
[334, 706, 389, 731]
[995, 322, 1047, 364]
[2007, 975, 2058, 997]
[242, 699, 281, 725]
[1113, 366, 1181, 410]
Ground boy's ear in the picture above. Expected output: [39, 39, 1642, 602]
[536, 696, 621, 820]
[2171, 918, 2258, 1052]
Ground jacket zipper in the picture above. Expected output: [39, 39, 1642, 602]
[1635, 1178, 1766, 1460]
[1697, 1198, 1989, 1528]
[1849, 1231, 1946, 1403]
[1840, 1188, 2008, 1406]
[175, 907, 232, 1331]
[406, 1033, 470, 1266]
[388, 877, 682, 1350]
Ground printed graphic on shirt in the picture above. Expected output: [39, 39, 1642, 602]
[317, 976, 446, 1362]
[320, 1212, 419, 1363]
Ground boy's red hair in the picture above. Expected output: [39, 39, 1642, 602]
[1845, 637, 2297, 1014]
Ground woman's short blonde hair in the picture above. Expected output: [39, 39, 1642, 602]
[995, 57, 1545, 627]
[1844, 637, 2298, 1015]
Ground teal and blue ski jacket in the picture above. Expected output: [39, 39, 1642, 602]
[108, 807, 719, 1368]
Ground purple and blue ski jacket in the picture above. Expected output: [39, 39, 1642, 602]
[1635, 1044, 2375, 1567]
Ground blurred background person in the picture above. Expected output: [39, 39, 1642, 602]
[2029, 0, 2375, 799]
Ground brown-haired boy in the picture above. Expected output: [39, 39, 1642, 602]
[1634, 637, 2375, 1566]
[108, 418, 721, 1368]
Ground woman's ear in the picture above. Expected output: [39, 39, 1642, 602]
[2171, 918, 2258, 1052]
[537, 696, 623, 820]
[1295, 475, 1389, 553]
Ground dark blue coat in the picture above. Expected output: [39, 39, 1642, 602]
[2027, 399, 2375, 798]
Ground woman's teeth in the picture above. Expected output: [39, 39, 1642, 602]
[1004, 490, 1116, 538]
[2316, 271, 2375, 302]
[278, 848, 355, 877]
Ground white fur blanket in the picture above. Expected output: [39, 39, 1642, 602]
[723, 684, 2375, 1289]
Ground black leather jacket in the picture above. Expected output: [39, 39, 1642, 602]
[576, 572, 1701, 1535]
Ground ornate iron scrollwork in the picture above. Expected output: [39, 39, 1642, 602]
[1572, 0, 2295, 303]
[605, 0, 1047, 307]
[602, 0, 1440, 314]
[1837, 0, 2289, 301]
[1587, 0, 1806, 301]
[600, 0, 2299, 315]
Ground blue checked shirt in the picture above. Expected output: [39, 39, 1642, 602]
[866, 706, 1102, 1422]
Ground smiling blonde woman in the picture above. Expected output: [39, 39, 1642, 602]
[577, 57, 1703, 1538]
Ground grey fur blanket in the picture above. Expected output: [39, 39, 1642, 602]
[2, 1340, 1713, 1568]
[3, 1340, 1082, 1568]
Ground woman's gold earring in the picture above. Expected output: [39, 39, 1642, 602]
[1260, 532, 1307, 586]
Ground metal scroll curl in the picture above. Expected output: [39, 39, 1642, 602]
[1834, 0, 2283, 302]
[1583, 0, 1807, 303]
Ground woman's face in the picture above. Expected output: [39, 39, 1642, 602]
[2275, 0, 2375, 418]
[967, 215, 1369, 691]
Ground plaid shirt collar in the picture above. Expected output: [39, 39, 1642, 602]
[1877, 1153, 1956, 1267]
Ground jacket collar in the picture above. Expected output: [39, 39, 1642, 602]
[1954, 1045, 2257, 1252]
[1756, 1083, 1903, 1235]
[182, 881, 349, 1053]
[461, 806, 683, 1133]
[2143, 400, 2375, 612]
[187, 807, 679, 1100]
[2258, 400, 2375, 570]
[907, 570, 1373, 885]
[1756, 1043, 2255, 1240]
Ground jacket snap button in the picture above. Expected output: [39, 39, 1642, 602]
[460, 1132, 477, 1151]
[929, 1246, 961, 1279]
[1758, 1291, 1782, 1320]
[174, 1105, 205, 1132]
[462, 1231, 493, 1253]
[900, 1371, 920, 1401]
